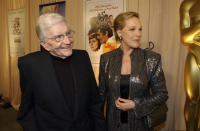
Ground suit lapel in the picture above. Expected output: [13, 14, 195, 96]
[129, 48, 148, 97]
[69, 52, 79, 120]
[39, 51, 73, 115]
[109, 48, 123, 98]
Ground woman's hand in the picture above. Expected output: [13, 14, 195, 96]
[115, 97, 135, 111]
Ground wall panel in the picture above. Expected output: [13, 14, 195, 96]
[138, 0, 150, 48]
[127, 0, 138, 12]
[0, 0, 10, 102]
[148, 0, 163, 52]
[66, 0, 84, 49]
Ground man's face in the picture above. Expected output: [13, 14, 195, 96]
[41, 22, 73, 59]
[97, 29, 108, 44]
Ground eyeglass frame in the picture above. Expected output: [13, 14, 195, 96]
[46, 30, 74, 42]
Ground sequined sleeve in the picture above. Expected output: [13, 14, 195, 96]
[134, 53, 168, 118]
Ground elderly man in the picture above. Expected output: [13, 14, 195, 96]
[17, 13, 106, 131]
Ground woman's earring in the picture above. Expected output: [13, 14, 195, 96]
[119, 36, 123, 40]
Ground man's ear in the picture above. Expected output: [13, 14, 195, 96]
[40, 41, 50, 51]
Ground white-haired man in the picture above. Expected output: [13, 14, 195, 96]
[17, 13, 106, 131]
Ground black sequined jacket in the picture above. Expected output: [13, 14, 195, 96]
[99, 47, 168, 131]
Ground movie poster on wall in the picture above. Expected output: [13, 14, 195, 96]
[84, 0, 126, 64]
[39, 1, 66, 16]
[8, 9, 25, 57]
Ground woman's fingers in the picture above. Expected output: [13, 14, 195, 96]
[115, 98, 135, 111]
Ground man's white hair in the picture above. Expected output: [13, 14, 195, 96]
[36, 13, 69, 42]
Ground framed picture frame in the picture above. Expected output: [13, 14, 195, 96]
[39, 1, 66, 16]
[83, 0, 126, 64]
[8, 8, 25, 57]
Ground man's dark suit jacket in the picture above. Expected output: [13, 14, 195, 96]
[17, 50, 106, 131]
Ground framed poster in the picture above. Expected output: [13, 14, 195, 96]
[8, 8, 25, 57]
[39, 1, 66, 16]
[83, 0, 126, 64]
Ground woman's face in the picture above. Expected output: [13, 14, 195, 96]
[117, 17, 142, 49]
[89, 37, 99, 51]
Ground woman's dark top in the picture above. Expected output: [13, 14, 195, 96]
[51, 55, 75, 113]
[120, 74, 130, 123]
[99, 48, 168, 131]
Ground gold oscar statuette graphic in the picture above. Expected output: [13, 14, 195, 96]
[179, 0, 200, 130]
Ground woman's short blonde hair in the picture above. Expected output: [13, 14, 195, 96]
[113, 11, 139, 41]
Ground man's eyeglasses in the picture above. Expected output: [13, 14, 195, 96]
[47, 31, 74, 42]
